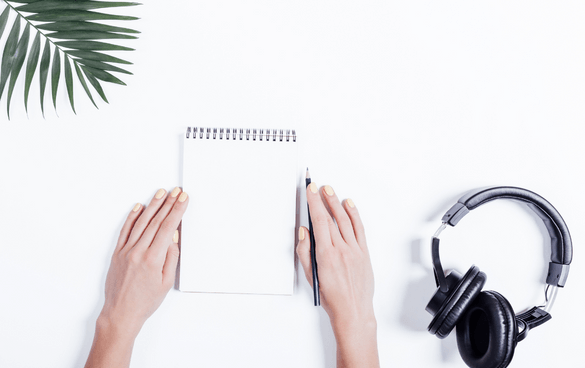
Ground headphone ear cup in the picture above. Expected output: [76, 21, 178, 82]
[428, 266, 487, 338]
[456, 291, 517, 368]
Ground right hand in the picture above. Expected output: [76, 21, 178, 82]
[296, 183, 376, 331]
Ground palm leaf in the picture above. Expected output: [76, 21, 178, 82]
[74, 59, 132, 75]
[83, 67, 108, 103]
[16, 1, 140, 12]
[39, 38, 50, 117]
[26, 10, 139, 22]
[64, 56, 74, 114]
[74, 62, 97, 109]
[0, 14, 20, 100]
[37, 21, 139, 34]
[0, 6, 9, 37]
[24, 30, 40, 113]
[6, 22, 29, 119]
[0, 0, 140, 118]
[55, 41, 134, 52]
[50, 47, 60, 109]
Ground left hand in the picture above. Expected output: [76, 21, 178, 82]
[99, 187, 189, 338]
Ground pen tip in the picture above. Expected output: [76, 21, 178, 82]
[306, 168, 310, 179]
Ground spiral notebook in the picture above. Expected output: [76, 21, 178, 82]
[180, 127, 298, 295]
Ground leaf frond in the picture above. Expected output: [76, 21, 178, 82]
[7, 22, 30, 119]
[56, 40, 134, 51]
[24, 30, 41, 113]
[0, 0, 139, 118]
[26, 10, 139, 22]
[16, 1, 140, 13]
[36, 21, 140, 34]
[82, 67, 108, 103]
[47, 31, 138, 40]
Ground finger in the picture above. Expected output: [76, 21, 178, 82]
[126, 188, 169, 249]
[135, 187, 182, 250]
[344, 198, 367, 249]
[321, 185, 357, 246]
[162, 231, 180, 289]
[307, 183, 342, 249]
[149, 191, 190, 260]
[296, 227, 313, 287]
[115, 203, 143, 253]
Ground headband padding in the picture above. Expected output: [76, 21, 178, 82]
[455, 186, 572, 265]
[456, 291, 517, 368]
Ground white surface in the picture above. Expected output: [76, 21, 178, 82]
[181, 132, 297, 295]
[0, 1, 584, 367]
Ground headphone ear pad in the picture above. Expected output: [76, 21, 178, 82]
[456, 291, 517, 368]
[432, 266, 486, 339]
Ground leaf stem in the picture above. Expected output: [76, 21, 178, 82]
[4, 1, 67, 55]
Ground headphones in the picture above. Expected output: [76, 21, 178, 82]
[426, 186, 573, 368]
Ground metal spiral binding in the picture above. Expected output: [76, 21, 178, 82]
[186, 127, 296, 142]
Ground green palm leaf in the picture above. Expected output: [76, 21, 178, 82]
[0, 0, 140, 119]
[24, 30, 41, 113]
[6, 22, 29, 119]
[39, 38, 50, 117]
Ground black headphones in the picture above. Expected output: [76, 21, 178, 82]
[425, 186, 573, 368]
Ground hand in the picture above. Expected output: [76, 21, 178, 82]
[101, 187, 189, 336]
[296, 183, 379, 368]
[85, 187, 189, 368]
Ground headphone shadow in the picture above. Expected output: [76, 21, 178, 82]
[399, 238, 459, 362]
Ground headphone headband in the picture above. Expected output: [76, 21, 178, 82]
[439, 186, 572, 287]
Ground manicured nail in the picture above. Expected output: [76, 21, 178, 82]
[309, 182, 318, 194]
[171, 187, 181, 198]
[324, 185, 334, 196]
[178, 192, 189, 202]
[347, 198, 355, 208]
[173, 230, 179, 243]
[132, 203, 141, 212]
[299, 227, 305, 241]
[155, 188, 166, 199]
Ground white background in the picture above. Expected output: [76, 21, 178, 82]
[1, 1, 584, 367]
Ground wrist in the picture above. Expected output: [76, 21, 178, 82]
[331, 314, 379, 368]
[331, 313, 377, 342]
[329, 305, 377, 335]
[85, 315, 139, 368]
[95, 313, 141, 344]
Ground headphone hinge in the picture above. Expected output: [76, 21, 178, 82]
[545, 262, 570, 287]
[516, 307, 552, 343]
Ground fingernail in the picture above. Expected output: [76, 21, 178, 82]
[324, 185, 334, 196]
[178, 192, 189, 202]
[309, 182, 318, 194]
[171, 187, 181, 198]
[299, 227, 305, 241]
[173, 230, 179, 243]
[155, 188, 166, 199]
[132, 203, 141, 212]
[347, 198, 355, 208]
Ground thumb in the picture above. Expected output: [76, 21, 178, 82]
[296, 227, 313, 287]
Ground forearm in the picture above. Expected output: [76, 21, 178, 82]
[84, 316, 139, 368]
[333, 316, 380, 368]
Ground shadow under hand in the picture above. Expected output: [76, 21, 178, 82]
[72, 233, 116, 368]
[318, 307, 337, 368]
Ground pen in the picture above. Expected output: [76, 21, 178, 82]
[306, 168, 320, 306]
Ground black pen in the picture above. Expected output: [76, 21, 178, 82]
[306, 168, 320, 306]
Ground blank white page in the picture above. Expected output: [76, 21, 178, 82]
[180, 128, 297, 295]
